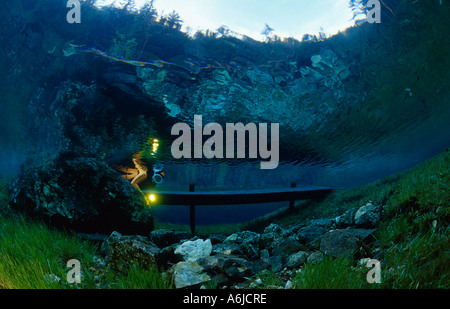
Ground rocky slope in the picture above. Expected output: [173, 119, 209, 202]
[83, 201, 382, 289]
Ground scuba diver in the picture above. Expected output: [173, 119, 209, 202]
[113, 139, 165, 192]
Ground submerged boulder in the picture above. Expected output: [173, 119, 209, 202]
[271, 236, 305, 259]
[354, 202, 381, 228]
[296, 223, 328, 244]
[197, 254, 255, 282]
[320, 229, 360, 258]
[333, 207, 359, 228]
[172, 261, 211, 289]
[260, 223, 290, 253]
[286, 251, 308, 269]
[8, 155, 154, 235]
[319, 228, 376, 258]
[224, 231, 261, 260]
[101, 231, 160, 273]
[175, 239, 213, 262]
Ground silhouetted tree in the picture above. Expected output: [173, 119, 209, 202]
[140, 0, 157, 21]
[217, 26, 231, 37]
[167, 10, 182, 29]
[318, 27, 327, 41]
[121, 0, 137, 12]
[194, 30, 205, 40]
[301, 33, 314, 42]
[261, 23, 275, 42]
[349, 0, 372, 20]
[205, 29, 218, 38]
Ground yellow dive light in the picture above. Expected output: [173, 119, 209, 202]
[144, 193, 156, 208]
[148, 194, 156, 203]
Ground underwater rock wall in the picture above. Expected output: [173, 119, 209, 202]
[134, 48, 355, 134]
[26, 79, 157, 167]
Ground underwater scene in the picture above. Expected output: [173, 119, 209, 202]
[0, 0, 448, 292]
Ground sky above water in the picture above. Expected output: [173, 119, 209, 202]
[94, 0, 356, 41]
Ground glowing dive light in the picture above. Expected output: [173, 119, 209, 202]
[148, 194, 156, 203]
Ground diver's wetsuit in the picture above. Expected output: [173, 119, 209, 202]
[115, 152, 155, 191]
[130, 154, 148, 189]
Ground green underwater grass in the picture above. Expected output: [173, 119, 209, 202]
[0, 215, 97, 289]
[292, 256, 371, 289]
[0, 214, 172, 289]
[294, 150, 449, 289]
[375, 150, 450, 289]
[111, 264, 173, 289]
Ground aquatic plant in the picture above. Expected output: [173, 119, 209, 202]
[249, 270, 286, 289]
[0, 215, 97, 289]
[0, 177, 8, 216]
[112, 264, 173, 289]
[292, 256, 371, 289]
[375, 150, 450, 288]
[0, 214, 171, 289]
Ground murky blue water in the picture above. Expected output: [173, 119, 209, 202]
[2, 0, 449, 226]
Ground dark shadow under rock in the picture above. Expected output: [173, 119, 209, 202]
[149, 229, 191, 248]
